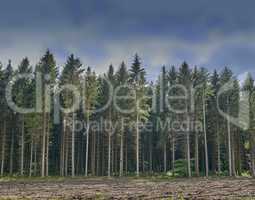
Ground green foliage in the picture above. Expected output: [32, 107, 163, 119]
[83, 66, 98, 119]
[171, 159, 190, 177]
[0, 52, 254, 179]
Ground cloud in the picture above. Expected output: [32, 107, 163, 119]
[0, 0, 255, 80]
[1, 31, 255, 79]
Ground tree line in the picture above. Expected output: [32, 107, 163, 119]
[0, 50, 255, 178]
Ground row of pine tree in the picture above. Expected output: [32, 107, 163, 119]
[0, 50, 255, 177]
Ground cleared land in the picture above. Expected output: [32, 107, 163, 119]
[0, 177, 255, 199]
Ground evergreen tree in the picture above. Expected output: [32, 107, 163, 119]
[242, 73, 255, 177]
[219, 67, 233, 176]
[178, 62, 192, 177]
[36, 50, 58, 177]
[59, 54, 83, 177]
[129, 54, 148, 176]
[105, 64, 115, 177]
[0, 52, 254, 179]
[168, 66, 177, 176]
[14, 58, 32, 175]
[83, 67, 98, 176]
[115, 62, 129, 176]
[209, 70, 221, 174]
[0, 62, 6, 176]
[191, 66, 201, 176]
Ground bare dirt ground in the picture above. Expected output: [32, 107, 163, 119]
[0, 177, 255, 199]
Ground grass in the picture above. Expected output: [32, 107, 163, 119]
[0, 173, 253, 183]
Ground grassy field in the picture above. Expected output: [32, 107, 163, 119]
[0, 177, 255, 199]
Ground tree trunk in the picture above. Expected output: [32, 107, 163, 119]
[64, 131, 69, 176]
[136, 113, 140, 176]
[108, 109, 112, 177]
[227, 119, 232, 176]
[235, 131, 241, 175]
[1, 120, 6, 176]
[227, 101, 232, 176]
[45, 115, 49, 177]
[77, 135, 81, 175]
[250, 132, 255, 177]
[231, 132, 236, 176]
[108, 131, 111, 177]
[91, 129, 96, 176]
[60, 117, 66, 176]
[195, 130, 199, 176]
[41, 108, 47, 177]
[34, 142, 37, 176]
[125, 137, 128, 175]
[142, 142, 145, 173]
[96, 131, 100, 176]
[111, 139, 114, 174]
[217, 122, 221, 174]
[163, 142, 167, 173]
[187, 130, 191, 177]
[21, 115, 25, 176]
[29, 139, 34, 177]
[85, 115, 90, 176]
[172, 133, 175, 177]
[149, 132, 152, 173]
[119, 119, 124, 176]
[203, 92, 209, 177]
[114, 138, 118, 175]
[71, 113, 75, 177]
[9, 129, 14, 175]
[101, 133, 105, 176]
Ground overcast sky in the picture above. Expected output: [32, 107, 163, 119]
[0, 0, 254, 81]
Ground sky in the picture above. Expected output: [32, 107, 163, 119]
[0, 0, 255, 81]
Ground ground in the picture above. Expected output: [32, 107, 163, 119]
[0, 177, 255, 199]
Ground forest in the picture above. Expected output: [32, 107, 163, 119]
[0, 50, 255, 179]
